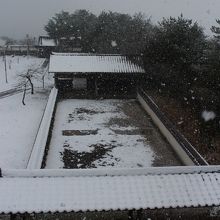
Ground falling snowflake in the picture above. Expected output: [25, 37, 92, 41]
[201, 110, 216, 122]
[111, 40, 117, 47]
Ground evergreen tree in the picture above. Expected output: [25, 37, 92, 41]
[45, 10, 97, 52]
[44, 10, 152, 54]
[143, 15, 206, 97]
[211, 19, 220, 40]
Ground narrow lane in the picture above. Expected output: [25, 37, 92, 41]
[0, 87, 23, 99]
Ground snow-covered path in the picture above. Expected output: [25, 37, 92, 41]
[0, 91, 49, 168]
[0, 87, 23, 99]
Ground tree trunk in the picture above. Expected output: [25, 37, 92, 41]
[42, 75, 45, 89]
[22, 84, 27, 105]
[27, 77, 34, 94]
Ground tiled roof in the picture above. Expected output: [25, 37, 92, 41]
[49, 53, 145, 74]
[0, 166, 220, 214]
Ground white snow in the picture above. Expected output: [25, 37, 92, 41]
[49, 53, 145, 73]
[46, 99, 155, 169]
[111, 40, 117, 47]
[0, 56, 45, 92]
[40, 38, 56, 47]
[0, 91, 49, 168]
[27, 88, 58, 169]
[1, 168, 220, 213]
[201, 110, 216, 122]
[0, 55, 53, 169]
[4, 165, 220, 177]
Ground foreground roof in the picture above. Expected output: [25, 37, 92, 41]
[49, 53, 145, 74]
[0, 166, 220, 214]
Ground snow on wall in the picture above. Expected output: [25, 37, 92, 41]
[3, 165, 220, 178]
[27, 88, 58, 169]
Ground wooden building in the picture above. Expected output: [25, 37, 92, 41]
[49, 53, 146, 97]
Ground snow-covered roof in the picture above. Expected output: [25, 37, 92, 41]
[38, 36, 57, 47]
[7, 44, 28, 47]
[1, 166, 220, 214]
[0, 38, 6, 47]
[49, 53, 145, 74]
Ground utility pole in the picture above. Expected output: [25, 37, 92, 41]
[26, 34, 29, 57]
[4, 49, 8, 83]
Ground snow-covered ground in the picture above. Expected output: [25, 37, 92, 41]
[0, 91, 49, 168]
[46, 99, 155, 169]
[0, 55, 53, 169]
[0, 55, 45, 92]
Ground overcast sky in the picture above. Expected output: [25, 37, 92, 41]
[0, 0, 219, 39]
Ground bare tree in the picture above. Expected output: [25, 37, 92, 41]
[18, 66, 46, 105]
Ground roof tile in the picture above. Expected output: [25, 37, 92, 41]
[1, 170, 220, 214]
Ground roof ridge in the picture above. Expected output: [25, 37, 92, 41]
[3, 166, 220, 178]
[51, 52, 142, 57]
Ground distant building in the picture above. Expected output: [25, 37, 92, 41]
[7, 45, 37, 52]
[0, 38, 6, 54]
[0, 41, 37, 55]
[58, 36, 82, 53]
[0, 38, 6, 47]
[37, 36, 57, 58]
[49, 52, 145, 98]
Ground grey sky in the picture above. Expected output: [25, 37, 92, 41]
[0, 0, 219, 39]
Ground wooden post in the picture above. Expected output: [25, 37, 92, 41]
[95, 77, 98, 96]
[26, 34, 30, 57]
[10, 214, 17, 220]
[137, 209, 143, 220]
[128, 210, 134, 219]
[22, 213, 33, 220]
